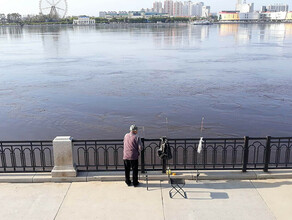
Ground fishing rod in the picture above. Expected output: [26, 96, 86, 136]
[165, 117, 169, 137]
[142, 126, 145, 139]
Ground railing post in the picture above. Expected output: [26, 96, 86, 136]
[264, 136, 271, 172]
[162, 158, 166, 174]
[51, 136, 77, 177]
[141, 138, 145, 174]
[242, 136, 249, 172]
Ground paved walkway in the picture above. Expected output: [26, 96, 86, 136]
[1, 179, 292, 220]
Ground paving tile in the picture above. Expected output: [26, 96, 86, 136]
[55, 181, 164, 220]
[0, 182, 70, 220]
[251, 179, 292, 220]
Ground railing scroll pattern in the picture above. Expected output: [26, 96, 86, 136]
[0, 141, 53, 173]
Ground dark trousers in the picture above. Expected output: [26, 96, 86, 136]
[124, 159, 138, 185]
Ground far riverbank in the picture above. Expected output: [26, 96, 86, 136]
[1, 20, 292, 27]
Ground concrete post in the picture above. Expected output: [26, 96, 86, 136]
[51, 136, 77, 177]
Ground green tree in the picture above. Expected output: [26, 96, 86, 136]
[148, 17, 168, 23]
[128, 18, 147, 23]
[7, 13, 22, 24]
[109, 17, 118, 23]
[95, 17, 109, 23]
[0, 14, 6, 24]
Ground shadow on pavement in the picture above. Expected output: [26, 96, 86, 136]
[133, 182, 162, 191]
[163, 180, 292, 190]
[169, 191, 229, 200]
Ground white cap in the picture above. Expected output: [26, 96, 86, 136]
[130, 125, 138, 131]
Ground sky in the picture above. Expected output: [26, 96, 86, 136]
[0, 0, 291, 16]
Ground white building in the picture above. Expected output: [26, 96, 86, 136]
[202, 6, 211, 18]
[142, 8, 154, 13]
[73, 16, 95, 25]
[164, 0, 174, 16]
[153, 1, 163, 13]
[183, 1, 192, 17]
[239, 12, 260, 21]
[128, 11, 145, 18]
[145, 12, 169, 18]
[266, 4, 289, 12]
[99, 11, 107, 18]
[236, 1, 254, 13]
[173, 1, 184, 17]
[265, 11, 288, 20]
[102, 11, 119, 18]
[192, 2, 204, 17]
[117, 11, 129, 18]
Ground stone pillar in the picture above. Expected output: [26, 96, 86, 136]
[51, 136, 77, 177]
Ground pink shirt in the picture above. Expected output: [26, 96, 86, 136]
[123, 132, 142, 160]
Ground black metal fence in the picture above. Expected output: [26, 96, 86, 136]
[0, 137, 291, 173]
[0, 141, 54, 173]
[73, 136, 292, 173]
[73, 139, 124, 171]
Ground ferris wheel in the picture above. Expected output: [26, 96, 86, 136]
[39, 0, 68, 19]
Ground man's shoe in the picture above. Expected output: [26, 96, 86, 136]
[126, 181, 132, 186]
[133, 182, 140, 187]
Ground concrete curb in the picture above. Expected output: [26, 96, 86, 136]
[0, 170, 291, 183]
[0, 173, 35, 183]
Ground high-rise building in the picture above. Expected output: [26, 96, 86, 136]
[183, 1, 192, 17]
[99, 11, 107, 18]
[202, 6, 211, 18]
[153, 1, 163, 13]
[152, 0, 210, 17]
[164, 0, 174, 16]
[266, 4, 289, 12]
[142, 8, 154, 13]
[192, 2, 204, 17]
[236, 0, 242, 11]
[236, 0, 254, 13]
[173, 1, 183, 17]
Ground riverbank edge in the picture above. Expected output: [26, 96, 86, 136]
[0, 169, 291, 183]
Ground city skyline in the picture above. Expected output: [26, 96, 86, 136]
[0, 0, 291, 16]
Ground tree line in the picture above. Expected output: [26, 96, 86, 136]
[0, 13, 215, 25]
[0, 13, 75, 25]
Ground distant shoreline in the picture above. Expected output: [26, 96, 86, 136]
[0, 21, 292, 27]
[214, 21, 292, 25]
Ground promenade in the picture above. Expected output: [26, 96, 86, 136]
[1, 171, 292, 220]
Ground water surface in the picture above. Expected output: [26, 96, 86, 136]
[1, 23, 292, 140]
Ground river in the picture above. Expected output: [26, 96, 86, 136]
[1, 23, 292, 140]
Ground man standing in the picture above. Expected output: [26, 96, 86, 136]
[123, 125, 143, 187]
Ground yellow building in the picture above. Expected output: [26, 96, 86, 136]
[219, 11, 240, 21]
[287, 12, 292, 20]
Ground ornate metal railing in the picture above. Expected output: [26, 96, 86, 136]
[73, 140, 124, 171]
[141, 138, 245, 171]
[268, 137, 292, 169]
[0, 137, 290, 173]
[0, 141, 53, 172]
[73, 136, 292, 173]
